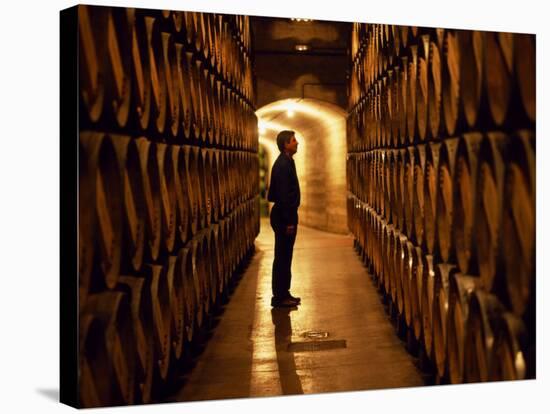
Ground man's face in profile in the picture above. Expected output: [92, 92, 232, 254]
[284, 135, 298, 155]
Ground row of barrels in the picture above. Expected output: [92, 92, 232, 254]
[347, 26, 535, 151]
[79, 131, 260, 310]
[79, 203, 259, 407]
[159, 10, 253, 97]
[347, 131, 535, 316]
[349, 196, 534, 383]
[79, 5, 257, 150]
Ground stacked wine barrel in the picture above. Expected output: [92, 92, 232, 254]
[347, 23, 535, 384]
[77, 6, 260, 407]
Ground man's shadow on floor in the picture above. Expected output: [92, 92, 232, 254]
[271, 307, 304, 395]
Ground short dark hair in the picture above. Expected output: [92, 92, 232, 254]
[276, 130, 295, 152]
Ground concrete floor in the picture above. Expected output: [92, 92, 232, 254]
[173, 218, 425, 402]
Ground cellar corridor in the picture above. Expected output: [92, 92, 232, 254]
[68, 5, 536, 409]
[168, 219, 424, 402]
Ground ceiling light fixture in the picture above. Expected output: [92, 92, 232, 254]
[295, 44, 310, 52]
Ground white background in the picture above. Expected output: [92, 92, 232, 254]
[0, 0, 547, 412]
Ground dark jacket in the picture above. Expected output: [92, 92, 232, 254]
[267, 153, 301, 226]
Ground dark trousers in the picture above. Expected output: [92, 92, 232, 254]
[271, 225, 297, 299]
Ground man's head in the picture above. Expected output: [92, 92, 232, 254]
[276, 130, 298, 156]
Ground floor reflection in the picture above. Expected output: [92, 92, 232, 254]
[271, 307, 304, 395]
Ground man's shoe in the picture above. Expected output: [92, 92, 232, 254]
[286, 293, 301, 304]
[271, 297, 298, 308]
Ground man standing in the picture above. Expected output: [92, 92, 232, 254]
[267, 130, 301, 307]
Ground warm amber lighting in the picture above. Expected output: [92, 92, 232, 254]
[295, 44, 310, 52]
[290, 18, 312, 22]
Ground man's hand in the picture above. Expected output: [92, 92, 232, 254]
[286, 225, 296, 235]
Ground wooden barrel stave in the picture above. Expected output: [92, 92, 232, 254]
[452, 132, 483, 274]
[80, 291, 136, 407]
[502, 131, 535, 316]
[432, 263, 458, 378]
[436, 137, 459, 263]
[135, 138, 161, 262]
[423, 142, 441, 254]
[464, 290, 504, 382]
[117, 275, 154, 403]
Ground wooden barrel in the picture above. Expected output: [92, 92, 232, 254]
[182, 146, 198, 236]
[383, 224, 395, 297]
[161, 31, 180, 137]
[145, 16, 167, 134]
[428, 40, 442, 139]
[104, 7, 133, 128]
[446, 273, 479, 384]
[401, 239, 415, 326]
[95, 134, 123, 288]
[410, 245, 424, 340]
[412, 144, 426, 245]
[175, 43, 192, 139]
[211, 75, 222, 145]
[111, 135, 146, 272]
[194, 13, 206, 58]
[78, 5, 106, 123]
[395, 149, 406, 231]
[117, 275, 154, 403]
[201, 148, 213, 227]
[157, 143, 177, 253]
[194, 59, 207, 142]
[202, 67, 215, 144]
[432, 263, 457, 379]
[387, 70, 397, 147]
[144, 264, 171, 381]
[423, 142, 441, 254]
[390, 231, 403, 311]
[406, 45, 418, 144]
[371, 215, 379, 280]
[184, 51, 201, 139]
[485, 32, 513, 126]
[166, 253, 185, 361]
[79, 313, 104, 407]
[384, 150, 392, 221]
[442, 30, 461, 136]
[79, 132, 101, 307]
[475, 132, 508, 291]
[136, 138, 161, 263]
[181, 246, 197, 342]
[207, 225, 220, 307]
[400, 25, 409, 49]
[130, 9, 152, 131]
[375, 82, 382, 148]
[421, 254, 435, 357]
[396, 233, 408, 317]
[502, 131, 535, 316]
[464, 290, 503, 382]
[221, 217, 232, 288]
[403, 147, 415, 238]
[80, 291, 136, 407]
[436, 137, 459, 263]
[397, 57, 408, 145]
[160, 10, 183, 33]
[172, 145, 189, 243]
[416, 35, 430, 141]
[211, 224, 225, 295]
[452, 132, 483, 274]
[191, 232, 208, 325]
[490, 312, 529, 381]
[514, 34, 535, 122]
[459, 30, 485, 128]
[196, 146, 208, 231]
[183, 12, 197, 49]
[211, 150, 223, 220]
